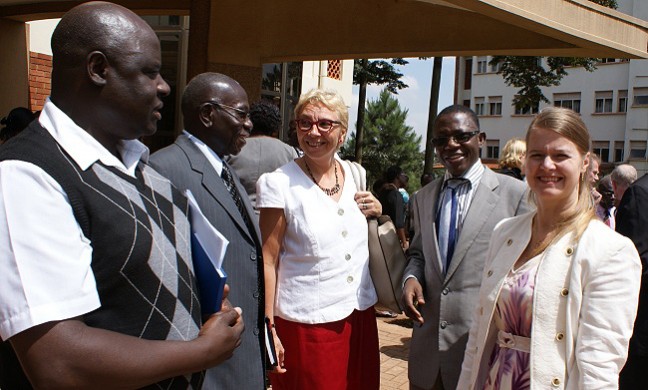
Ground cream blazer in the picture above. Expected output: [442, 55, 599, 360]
[457, 212, 641, 390]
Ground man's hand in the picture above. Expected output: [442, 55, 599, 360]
[402, 278, 425, 324]
[197, 307, 244, 368]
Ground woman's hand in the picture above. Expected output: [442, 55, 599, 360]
[355, 191, 382, 218]
[269, 327, 287, 374]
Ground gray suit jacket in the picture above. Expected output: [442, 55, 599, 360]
[150, 134, 265, 390]
[403, 166, 528, 390]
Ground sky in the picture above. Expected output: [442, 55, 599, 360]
[348, 57, 457, 151]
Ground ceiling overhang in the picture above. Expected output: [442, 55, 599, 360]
[1, 0, 646, 67]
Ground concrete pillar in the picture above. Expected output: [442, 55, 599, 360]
[0, 19, 29, 116]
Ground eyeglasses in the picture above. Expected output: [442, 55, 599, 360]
[204, 101, 250, 122]
[295, 118, 341, 133]
[431, 130, 480, 147]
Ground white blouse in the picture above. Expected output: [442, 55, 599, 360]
[256, 160, 377, 324]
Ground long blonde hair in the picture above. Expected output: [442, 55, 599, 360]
[526, 107, 595, 243]
[499, 138, 526, 169]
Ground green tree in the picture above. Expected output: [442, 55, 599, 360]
[353, 58, 409, 163]
[491, 0, 617, 109]
[341, 88, 423, 193]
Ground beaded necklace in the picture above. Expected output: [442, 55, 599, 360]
[304, 160, 340, 196]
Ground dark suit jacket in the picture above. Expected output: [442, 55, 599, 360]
[403, 167, 529, 390]
[150, 134, 265, 389]
[616, 173, 648, 357]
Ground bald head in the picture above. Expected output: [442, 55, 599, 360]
[51, 2, 155, 89]
[181, 72, 251, 157]
[48, 2, 170, 154]
[181, 73, 245, 129]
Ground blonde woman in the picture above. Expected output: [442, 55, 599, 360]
[458, 107, 641, 389]
[498, 138, 526, 180]
[257, 89, 382, 389]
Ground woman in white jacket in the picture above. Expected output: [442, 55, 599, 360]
[457, 107, 641, 390]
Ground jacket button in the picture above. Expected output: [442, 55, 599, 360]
[250, 253, 257, 261]
[338, 208, 344, 216]
[442, 288, 449, 295]
[347, 276, 354, 283]
[551, 377, 561, 387]
[487, 270, 493, 277]
[506, 239, 513, 246]
[555, 332, 564, 341]
[253, 292, 259, 299]
[253, 329, 260, 336]
[345, 253, 351, 261]
[440, 321, 448, 329]
[565, 247, 573, 255]
[560, 288, 569, 297]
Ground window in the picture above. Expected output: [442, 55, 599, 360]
[592, 141, 610, 162]
[486, 140, 500, 159]
[614, 141, 624, 162]
[594, 91, 613, 113]
[633, 87, 648, 106]
[618, 90, 628, 113]
[463, 99, 471, 108]
[554, 93, 581, 113]
[599, 58, 630, 64]
[489, 96, 502, 116]
[476, 57, 487, 74]
[474, 97, 485, 116]
[326, 60, 342, 80]
[514, 101, 539, 115]
[629, 141, 647, 159]
[489, 59, 501, 73]
[464, 59, 472, 90]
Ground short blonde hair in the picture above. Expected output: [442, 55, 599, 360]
[498, 138, 526, 169]
[294, 89, 349, 131]
[526, 106, 595, 243]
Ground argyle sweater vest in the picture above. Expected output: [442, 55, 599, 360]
[0, 122, 203, 389]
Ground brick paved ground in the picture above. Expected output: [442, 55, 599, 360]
[377, 314, 412, 389]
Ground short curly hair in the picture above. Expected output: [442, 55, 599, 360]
[250, 101, 281, 136]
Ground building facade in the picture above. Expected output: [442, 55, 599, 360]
[454, 0, 648, 174]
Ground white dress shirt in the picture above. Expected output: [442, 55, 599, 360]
[256, 160, 377, 324]
[182, 130, 225, 175]
[0, 99, 149, 340]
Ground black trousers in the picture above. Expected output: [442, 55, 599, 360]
[620, 354, 648, 389]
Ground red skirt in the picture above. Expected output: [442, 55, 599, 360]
[269, 308, 380, 390]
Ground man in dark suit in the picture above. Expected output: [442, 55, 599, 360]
[616, 173, 648, 389]
[401, 105, 529, 390]
[150, 73, 265, 389]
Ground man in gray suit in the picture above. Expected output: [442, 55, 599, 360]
[150, 73, 265, 389]
[402, 105, 528, 390]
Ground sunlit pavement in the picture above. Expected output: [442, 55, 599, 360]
[377, 314, 412, 389]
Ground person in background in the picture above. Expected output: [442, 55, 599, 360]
[611, 163, 637, 207]
[498, 137, 526, 181]
[379, 165, 409, 250]
[458, 106, 640, 389]
[595, 175, 616, 229]
[0, 3, 242, 389]
[402, 105, 528, 390]
[589, 152, 602, 203]
[150, 72, 266, 389]
[258, 88, 382, 390]
[0, 107, 35, 144]
[227, 101, 298, 218]
[617, 170, 648, 389]
[407, 172, 435, 243]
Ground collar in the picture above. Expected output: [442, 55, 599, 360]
[183, 130, 224, 175]
[442, 160, 484, 189]
[38, 98, 149, 177]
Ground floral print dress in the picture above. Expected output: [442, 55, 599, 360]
[483, 254, 541, 390]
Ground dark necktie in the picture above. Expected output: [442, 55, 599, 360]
[221, 163, 253, 231]
[436, 179, 466, 274]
